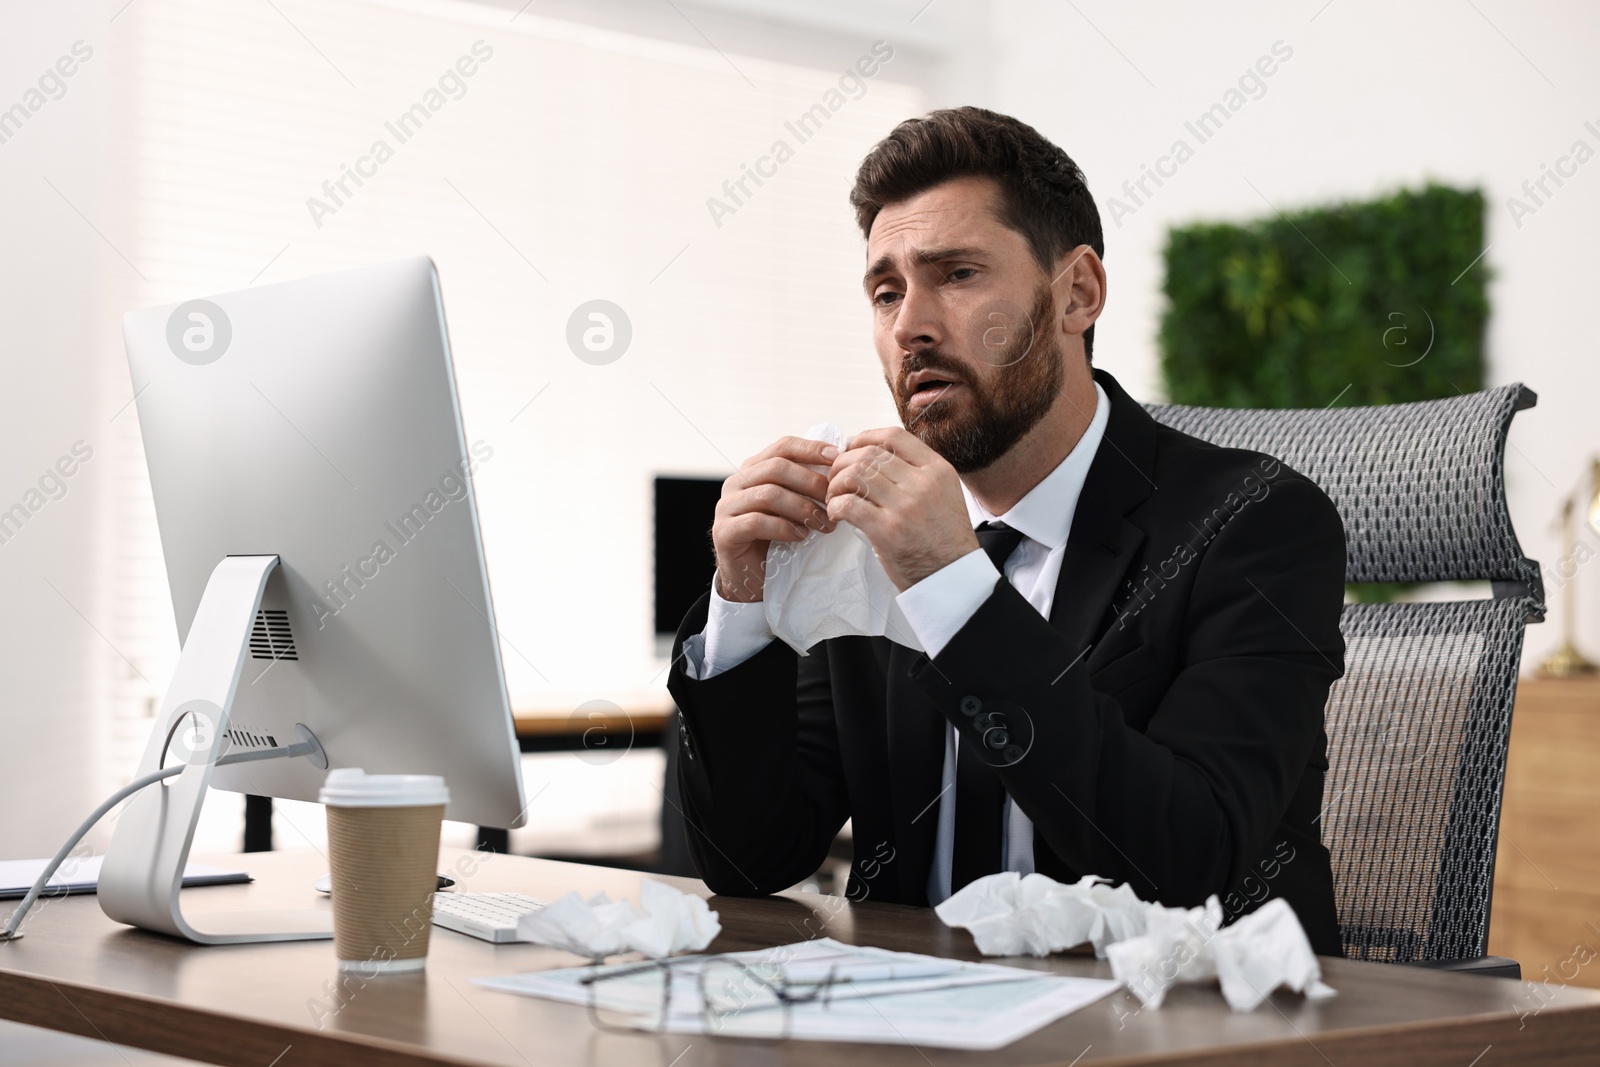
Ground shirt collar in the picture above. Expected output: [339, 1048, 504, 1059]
[961, 381, 1111, 551]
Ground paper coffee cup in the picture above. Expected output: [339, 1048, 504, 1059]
[320, 769, 449, 974]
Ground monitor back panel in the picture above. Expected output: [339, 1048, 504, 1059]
[122, 257, 525, 828]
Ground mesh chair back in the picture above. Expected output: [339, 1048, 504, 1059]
[1145, 384, 1541, 962]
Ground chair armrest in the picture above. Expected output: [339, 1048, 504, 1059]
[1402, 956, 1521, 980]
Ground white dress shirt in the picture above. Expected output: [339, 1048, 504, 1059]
[681, 382, 1110, 905]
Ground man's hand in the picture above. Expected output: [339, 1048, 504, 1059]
[712, 437, 839, 603]
[826, 428, 978, 591]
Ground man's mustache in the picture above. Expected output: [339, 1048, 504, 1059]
[895, 349, 971, 401]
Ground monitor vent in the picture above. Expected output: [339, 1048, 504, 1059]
[224, 726, 279, 750]
[249, 609, 298, 661]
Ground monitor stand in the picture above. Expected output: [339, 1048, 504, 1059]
[98, 554, 335, 943]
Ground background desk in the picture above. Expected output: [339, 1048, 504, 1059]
[513, 702, 673, 752]
[2, 849, 1598, 1066]
[1490, 675, 1600, 988]
[243, 702, 676, 857]
[491, 703, 675, 856]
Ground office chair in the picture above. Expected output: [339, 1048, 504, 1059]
[1147, 383, 1541, 978]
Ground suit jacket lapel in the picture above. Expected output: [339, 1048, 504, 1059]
[1048, 370, 1160, 661]
[1031, 371, 1160, 880]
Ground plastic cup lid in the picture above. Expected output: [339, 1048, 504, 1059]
[319, 768, 449, 808]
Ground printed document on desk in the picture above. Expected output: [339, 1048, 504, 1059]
[477, 936, 1120, 1050]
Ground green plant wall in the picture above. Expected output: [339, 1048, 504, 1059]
[1159, 183, 1488, 409]
[1159, 184, 1489, 601]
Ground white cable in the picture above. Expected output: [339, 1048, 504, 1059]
[0, 743, 312, 941]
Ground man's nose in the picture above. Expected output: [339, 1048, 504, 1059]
[891, 283, 944, 353]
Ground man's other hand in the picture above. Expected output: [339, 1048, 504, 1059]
[712, 437, 839, 603]
[827, 428, 979, 591]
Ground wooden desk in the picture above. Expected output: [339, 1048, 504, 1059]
[1491, 676, 1600, 989]
[3, 849, 1598, 1066]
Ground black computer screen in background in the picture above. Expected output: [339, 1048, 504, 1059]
[653, 476, 727, 635]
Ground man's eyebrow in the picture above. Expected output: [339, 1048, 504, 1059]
[862, 246, 987, 291]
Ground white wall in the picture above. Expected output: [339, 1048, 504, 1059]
[977, 0, 1600, 670]
[0, 2, 123, 855]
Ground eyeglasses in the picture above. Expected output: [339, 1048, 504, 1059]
[578, 955, 847, 1040]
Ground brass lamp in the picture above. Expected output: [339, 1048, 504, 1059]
[1538, 457, 1600, 677]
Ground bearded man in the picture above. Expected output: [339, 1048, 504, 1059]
[666, 107, 1347, 956]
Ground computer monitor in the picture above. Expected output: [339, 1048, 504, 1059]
[105, 257, 525, 943]
[653, 475, 725, 637]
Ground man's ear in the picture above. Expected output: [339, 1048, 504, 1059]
[1051, 245, 1106, 351]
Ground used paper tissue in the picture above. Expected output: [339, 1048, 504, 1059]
[935, 871, 1336, 1012]
[933, 872, 1147, 958]
[516, 879, 721, 960]
[763, 422, 923, 654]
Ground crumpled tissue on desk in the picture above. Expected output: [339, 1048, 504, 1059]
[935, 871, 1336, 1012]
[763, 422, 923, 655]
[517, 879, 721, 960]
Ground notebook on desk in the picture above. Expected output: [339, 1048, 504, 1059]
[0, 857, 251, 899]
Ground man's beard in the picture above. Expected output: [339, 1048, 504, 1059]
[890, 281, 1065, 474]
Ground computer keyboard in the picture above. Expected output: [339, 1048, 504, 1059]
[430, 892, 547, 943]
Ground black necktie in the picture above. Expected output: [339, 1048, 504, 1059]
[951, 522, 1026, 894]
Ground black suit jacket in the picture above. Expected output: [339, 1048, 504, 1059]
[667, 370, 1347, 956]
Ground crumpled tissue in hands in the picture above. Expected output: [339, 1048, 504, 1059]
[516, 879, 721, 960]
[935, 871, 1336, 1012]
[763, 422, 923, 654]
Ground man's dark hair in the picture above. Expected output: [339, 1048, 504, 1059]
[849, 106, 1104, 359]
